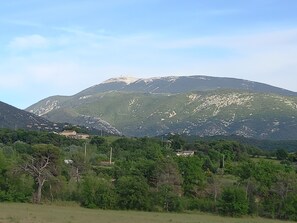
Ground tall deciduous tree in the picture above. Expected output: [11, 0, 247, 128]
[154, 157, 183, 195]
[177, 156, 205, 197]
[19, 144, 60, 203]
[70, 152, 90, 183]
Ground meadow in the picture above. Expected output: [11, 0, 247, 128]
[0, 203, 294, 223]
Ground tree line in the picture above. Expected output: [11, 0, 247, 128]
[1, 129, 297, 221]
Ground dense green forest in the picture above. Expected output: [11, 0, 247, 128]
[1, 129, 297, 220]
[172, 134, 297, 152]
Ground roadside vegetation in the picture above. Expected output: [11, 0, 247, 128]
[1, 129, 297, 221]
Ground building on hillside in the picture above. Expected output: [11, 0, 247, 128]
[76, 133, 90, 140]
[60, 130, 77, 138]
[176, 150, 195, 157]
[59, 130, 89, 139]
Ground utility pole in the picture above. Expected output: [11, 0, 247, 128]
[109, 147, 113, 164]
[84, 141, 87, 163]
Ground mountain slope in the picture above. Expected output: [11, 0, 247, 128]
[0, 100, 121, 135]
[28, 89, 297, 139]
[0, 101, 61, 131]
[27, 75, 297, 117]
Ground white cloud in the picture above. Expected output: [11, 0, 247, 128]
[8, 34, 49, 50]
[160, 28, 297, 51]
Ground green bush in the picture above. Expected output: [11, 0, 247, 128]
[80, 176, 116, 209]
[281, 194, 297, 220]
[115, 176, 150, 211]
[219, 187, 248, 217]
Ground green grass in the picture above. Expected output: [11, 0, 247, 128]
[0, 203, 293, 223]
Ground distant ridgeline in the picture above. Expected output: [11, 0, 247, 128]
[170, 134, 297, 152]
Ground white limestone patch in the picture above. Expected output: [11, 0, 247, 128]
[79, 95, 92, 100]
[235, 125, 255, 138]
[169, 111, 177, 118]
[273, 95, 297, 110]
[30, 100, 60, 116]
[187, 93, 200, 104]
[221, 113, 236, 127]
[193, 93, 254, 116]
[128, 98, 137, 106]
[103, 77, 139, 85]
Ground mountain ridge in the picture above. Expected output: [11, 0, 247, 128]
[26, 75, 297, 140]
[77, 75, 297, 97]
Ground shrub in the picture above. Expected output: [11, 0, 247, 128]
[80, 176, 116, 209]
[219, 187, 248, 217]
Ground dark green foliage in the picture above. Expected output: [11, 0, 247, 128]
[282, 194, 297, 220]
[111, 137, 164, 161]
[154, 157, 183, 196]
[219, 187, 248, 217]
[168, 135, 185, 151]
[275, 148, 288, 160]
[80, 175, 116, 209]
[153, 185, 183, 212]
[90, 136, 106, 149]
[115, 176, 150, 210]
[0, 150, 34, 202]
[0, 129, 81, 147]
[177, 156, 205, 196]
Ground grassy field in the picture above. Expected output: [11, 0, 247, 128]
[0, 203, 294, 223]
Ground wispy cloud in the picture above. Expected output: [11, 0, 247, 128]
[8, 34, 50, 50]
[53, 26, 107, 38]
[160, 28, 297, 51]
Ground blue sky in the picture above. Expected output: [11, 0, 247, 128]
[1, 0, 297, 108]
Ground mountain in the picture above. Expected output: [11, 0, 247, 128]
[0, 100, 61, 131]
[78, 75, 297, 96]
[26, 75, 297, 139]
